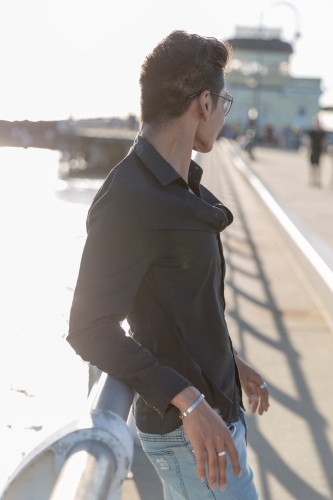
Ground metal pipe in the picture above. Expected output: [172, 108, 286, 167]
[50, 375, 135, 500]
[90, 373, 134, 419]
[50, 440, 117, 500]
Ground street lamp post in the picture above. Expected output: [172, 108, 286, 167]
[252, 1, 301, 142]
[259, 1, 301, 41]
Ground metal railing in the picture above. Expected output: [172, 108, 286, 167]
[1, 374, 134, 500]
[51, 374, 134, 500]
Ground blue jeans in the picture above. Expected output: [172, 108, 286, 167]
[137, 411, 258, 500]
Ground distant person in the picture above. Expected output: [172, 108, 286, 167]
[263, 125, 275, 147]
[292, 126, 302, 150]
[281, 125, 291, 149]
[308, 118, 326, 186]
[67, 31, 269, 499]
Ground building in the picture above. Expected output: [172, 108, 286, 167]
[225, 26, 322, 141]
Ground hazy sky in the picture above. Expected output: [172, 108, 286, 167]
[1, 0, 332, 121]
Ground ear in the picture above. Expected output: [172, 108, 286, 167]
[198, 91, 212, 122]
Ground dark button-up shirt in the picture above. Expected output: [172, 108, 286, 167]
[67, 135, 243, 434]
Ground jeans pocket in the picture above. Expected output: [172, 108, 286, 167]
[239, 410, 248, 445]
[228, 422, 238, 438]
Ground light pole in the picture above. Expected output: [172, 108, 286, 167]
[259, 1, 301, 41]
[251, 1, 302, 142]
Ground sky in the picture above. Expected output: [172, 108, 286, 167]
[1, 0, 333, 122]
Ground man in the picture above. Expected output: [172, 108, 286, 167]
[308, 117, 326, 187]
[67, 31, 269, 499]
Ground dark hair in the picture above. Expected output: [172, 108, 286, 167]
[139, 30, 231, 126]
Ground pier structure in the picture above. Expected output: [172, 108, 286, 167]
[1, 138, 333, 500]
[0, 119, 137, 175]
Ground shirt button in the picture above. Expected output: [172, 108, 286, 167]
[221, 220, 226, 227]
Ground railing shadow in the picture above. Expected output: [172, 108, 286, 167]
[206, 142, 333, 499]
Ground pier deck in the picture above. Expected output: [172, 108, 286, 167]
[123, 141, 333, 500]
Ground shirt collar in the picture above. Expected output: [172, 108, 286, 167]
[133, 134, 203, 188]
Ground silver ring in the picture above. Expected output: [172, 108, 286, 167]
[258, 382, 267, 390]
[217, 451, 226, 457]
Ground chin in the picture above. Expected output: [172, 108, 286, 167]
[194, 141, 214, 154]
[201, 143, 214, 153]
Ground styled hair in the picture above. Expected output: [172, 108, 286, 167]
[139, 30, 231, 126]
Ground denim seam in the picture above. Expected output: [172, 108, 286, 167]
[239, 411, 248, 445]
[206, 481, 217, 499]
[181, 428, 197, 464]
[138, 435, 183, 443]
[181, 429, 218, 500]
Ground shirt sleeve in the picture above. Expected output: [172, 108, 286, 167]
[67, 181, 191, 415]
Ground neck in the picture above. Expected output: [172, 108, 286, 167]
[140, 118, 196, 183]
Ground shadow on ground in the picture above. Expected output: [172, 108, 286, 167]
[219, 145, 333, 500]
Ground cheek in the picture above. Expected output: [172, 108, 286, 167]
[213, 107, 224, 130]
[214, 115, 224, 135]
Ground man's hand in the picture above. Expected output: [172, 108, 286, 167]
[171, 386, 242, 491]
[234, 355, 270, 415]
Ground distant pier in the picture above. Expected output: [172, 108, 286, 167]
[0, 119, 137, 175]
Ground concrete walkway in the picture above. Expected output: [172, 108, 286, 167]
[240, 145, 333, 250]
[123, 140, 333, 500]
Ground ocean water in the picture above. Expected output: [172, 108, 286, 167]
[0, 147, 105, 489]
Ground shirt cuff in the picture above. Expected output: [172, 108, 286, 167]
[143, 367, 192, 417]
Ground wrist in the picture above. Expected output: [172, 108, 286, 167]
[170, 386, 201, 413]
[179, 393, 205, 419]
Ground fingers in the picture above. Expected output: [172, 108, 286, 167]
[195, 436, 241, 491]
[196, 440, 221, 490]
[217, 451, 227, 490]
[248, 381, 269, 415]
[258, 386, 270, 415]
[236, 357, 270, 415]
[207, 445, 219, 490]
[195, 447, 207, 483]
[225, 436, 242, 480]
[249, 391, 259, 413]
[183, 403, 243, 490]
